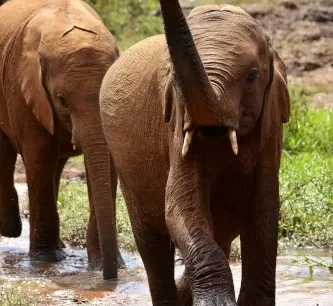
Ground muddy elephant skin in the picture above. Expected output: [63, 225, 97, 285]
[100, 0, 290, 305]
[0, 0, 121, 280]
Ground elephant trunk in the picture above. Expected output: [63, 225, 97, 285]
[159, 0, 233, 128]
[159, 0, 239, 155]
[78, 118, 118, 280]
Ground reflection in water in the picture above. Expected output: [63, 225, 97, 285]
[0, 184, 332, 305]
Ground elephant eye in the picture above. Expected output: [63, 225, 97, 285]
[246, 69, 258, 85]
[57, 94, 68, 109]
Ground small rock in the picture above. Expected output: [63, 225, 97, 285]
[245, 4, 275, 18]
[305, 8, 333, 23]
[281, 0, 298, 10]
[302, 60, 322, 71]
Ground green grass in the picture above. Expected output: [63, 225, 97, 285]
[283, 84, 333, 155]
[58, 181, 136, 252]
[279, 83, 333, 249]
[279, 153, 333, 247]
[69, 155, 84, 163]
[0, 286, 37, 306]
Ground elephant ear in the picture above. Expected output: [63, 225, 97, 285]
[260, 48, 290, 149]
[18, 18, 54, 134]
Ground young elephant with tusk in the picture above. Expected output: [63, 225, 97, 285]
[100, 0, 290, 305]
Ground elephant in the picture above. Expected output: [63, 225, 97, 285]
[0, 0, 122, 280]
[100, 0, 290, 304]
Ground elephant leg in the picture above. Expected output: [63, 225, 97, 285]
[134, 224, 179, 305]
[86, 159, 124, 269]
[0, 132, 21, 237]
[237, 165, 279, 305]
[110, 161, 125, 268]
[122, 189, 179, 305]
[54, 157, 68, 199]
[24, 145, 65, 262]
[55, 157, 68, 249]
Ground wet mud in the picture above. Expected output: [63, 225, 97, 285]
[0, 184, 332, 305]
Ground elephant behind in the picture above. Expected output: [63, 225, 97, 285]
[100, 0, 290, 305]
[0, 0, 121, 279]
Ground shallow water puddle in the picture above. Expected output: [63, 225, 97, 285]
[0, 184, 332, 305]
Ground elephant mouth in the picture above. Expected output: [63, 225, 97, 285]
[197, 126, 229, 138]
[183, 126, 238, 156]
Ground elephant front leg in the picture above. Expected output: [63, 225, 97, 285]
[0, 132, 21, 237]
[238, 161, 279, 306]
[24, 147, 65, 262]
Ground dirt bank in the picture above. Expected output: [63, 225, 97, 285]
[244, 0, 333, 86]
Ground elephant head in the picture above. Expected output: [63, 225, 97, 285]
[160, 2, 289, 156]
[17, 6, 119, 279]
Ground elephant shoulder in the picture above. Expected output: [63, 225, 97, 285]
[101, 35, 166, 95]
[100, 35, 166, 115]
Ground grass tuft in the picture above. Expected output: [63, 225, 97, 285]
[0, 286, 37, 306]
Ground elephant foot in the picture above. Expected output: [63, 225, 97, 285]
[89, 252, 126, 271]
[0, 215, 22, 238]
[29, 247, 66, 262]
[89, 256, 103, 270]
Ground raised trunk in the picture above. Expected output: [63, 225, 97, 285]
[159, 0, 233, 128]
[79, 119, 118, 280]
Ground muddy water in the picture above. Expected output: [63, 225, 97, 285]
[0, 184, 332, 305]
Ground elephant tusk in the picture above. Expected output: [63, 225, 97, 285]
[73, 144, 76, 151]
[182, 130, 194, 157]
[228, 129, 238, 155]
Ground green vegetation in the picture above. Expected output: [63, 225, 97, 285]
[85, 0, 163, 51]
[279, 84, 333, 249]
[58, 180, 136, 252]
[0, 286, 36, 306]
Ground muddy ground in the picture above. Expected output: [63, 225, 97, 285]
[0, 184, 332, 306]
[2, 0, 333, 305]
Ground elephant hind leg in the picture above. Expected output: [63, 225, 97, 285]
[55, 157, 68, 249]
[24, 141, 65, 262]
[0, 132, 21, 237]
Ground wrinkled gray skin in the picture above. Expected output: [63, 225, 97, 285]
[0, 0, 123, 280]
[100, 0, 290, 305]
